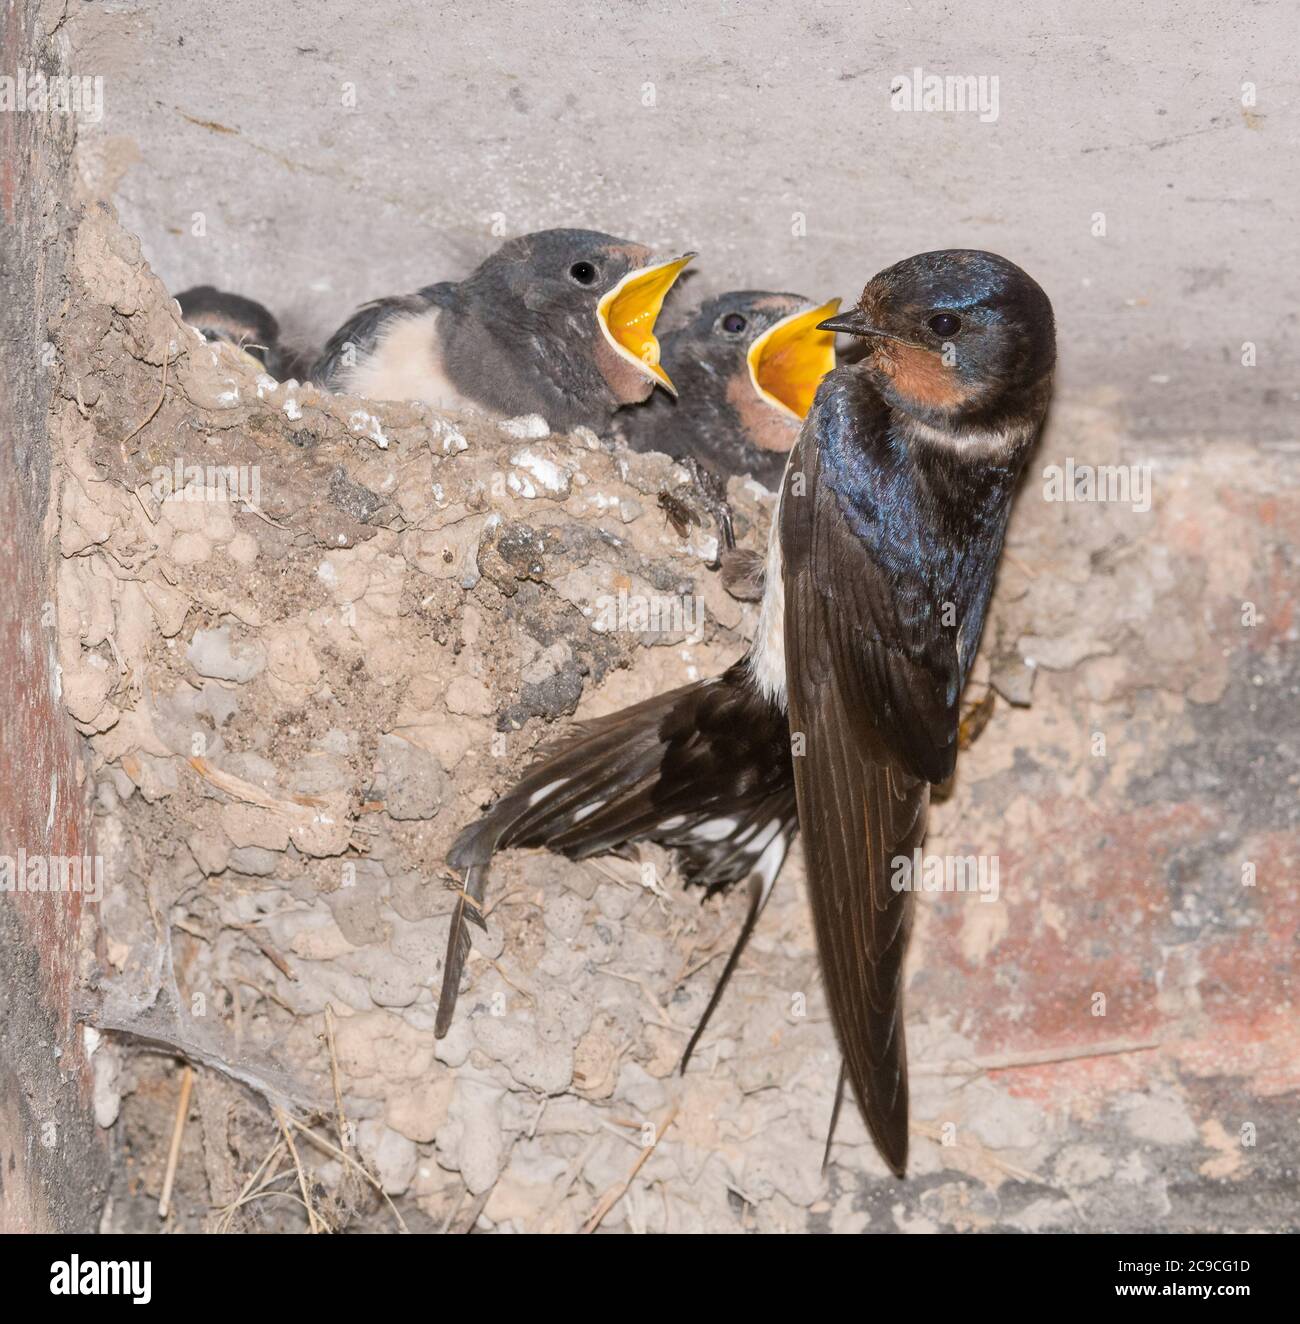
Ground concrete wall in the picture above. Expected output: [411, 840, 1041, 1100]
[68, 0, 1298, 444]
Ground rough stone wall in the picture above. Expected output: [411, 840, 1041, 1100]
[0, 0, 110, 1232]
[40, 203, 1300, 1232]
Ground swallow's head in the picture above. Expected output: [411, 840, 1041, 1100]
[674, 291, 842, 423]
[176, 285, 283, 375]
[820, 250, 1055, 428]
[461, 229, 693, 409]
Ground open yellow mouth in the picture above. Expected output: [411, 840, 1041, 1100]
[747, 297, 842, 419]
[597, 253, 694, 394]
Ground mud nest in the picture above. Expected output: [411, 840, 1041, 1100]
[50, 205, 1296, 1233]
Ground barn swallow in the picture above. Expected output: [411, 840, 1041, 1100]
[620, 291, 841, 490]
[175, 285, 291, 378]
[773, 249, 1055, 1174]
[310, 230, 693, 433]
[436, 250, 1055, 1180]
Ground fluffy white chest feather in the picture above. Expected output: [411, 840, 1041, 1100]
[344, 308, 476, 413]
[747, 482, 788, 710]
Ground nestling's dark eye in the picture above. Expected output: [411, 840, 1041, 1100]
[927, 312, 961, 338]
[721, 312, 747, 334]
[569, 261, 598, 285]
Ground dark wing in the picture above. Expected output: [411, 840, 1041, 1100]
[781, 431, 958, 1177]
[437, 663, 795, 1038]
[310, 292, 431, 389]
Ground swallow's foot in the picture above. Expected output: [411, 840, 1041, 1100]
[719, 547, 765, 601]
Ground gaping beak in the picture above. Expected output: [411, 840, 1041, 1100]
[748, 298, 842, 420]
[597, 253, 694, 394]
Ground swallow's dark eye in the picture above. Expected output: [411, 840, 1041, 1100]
[927, 312, 961, 338]
[721, 313, 747, 334]
[568, 261, 598, 285]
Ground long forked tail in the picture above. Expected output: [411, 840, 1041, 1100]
[821, 1061, 848, 1172]
[435, 661, 795, 1039]
[677, 870, 766, 1073]
[434, 859, 491, 1038]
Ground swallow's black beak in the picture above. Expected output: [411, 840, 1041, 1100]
[816, 309, 891, 339]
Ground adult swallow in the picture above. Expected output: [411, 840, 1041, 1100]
[175, 285, 292, 378]
[436, 251, 1055, 1182]
[310, 230, 693, 433]
[620, 291, 841, 490]
[770, 249, 1055, 1174]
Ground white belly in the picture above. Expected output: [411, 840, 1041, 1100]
[747, 465, 789, 709]
[345, 308, 476, 413]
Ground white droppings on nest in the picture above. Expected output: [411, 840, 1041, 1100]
[283, 396, 302, 421]
[422, 414, 470, 453]
[498, 413, 550, 439]
[347, 409, 389, 449]
[509, 447, 572, 497]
